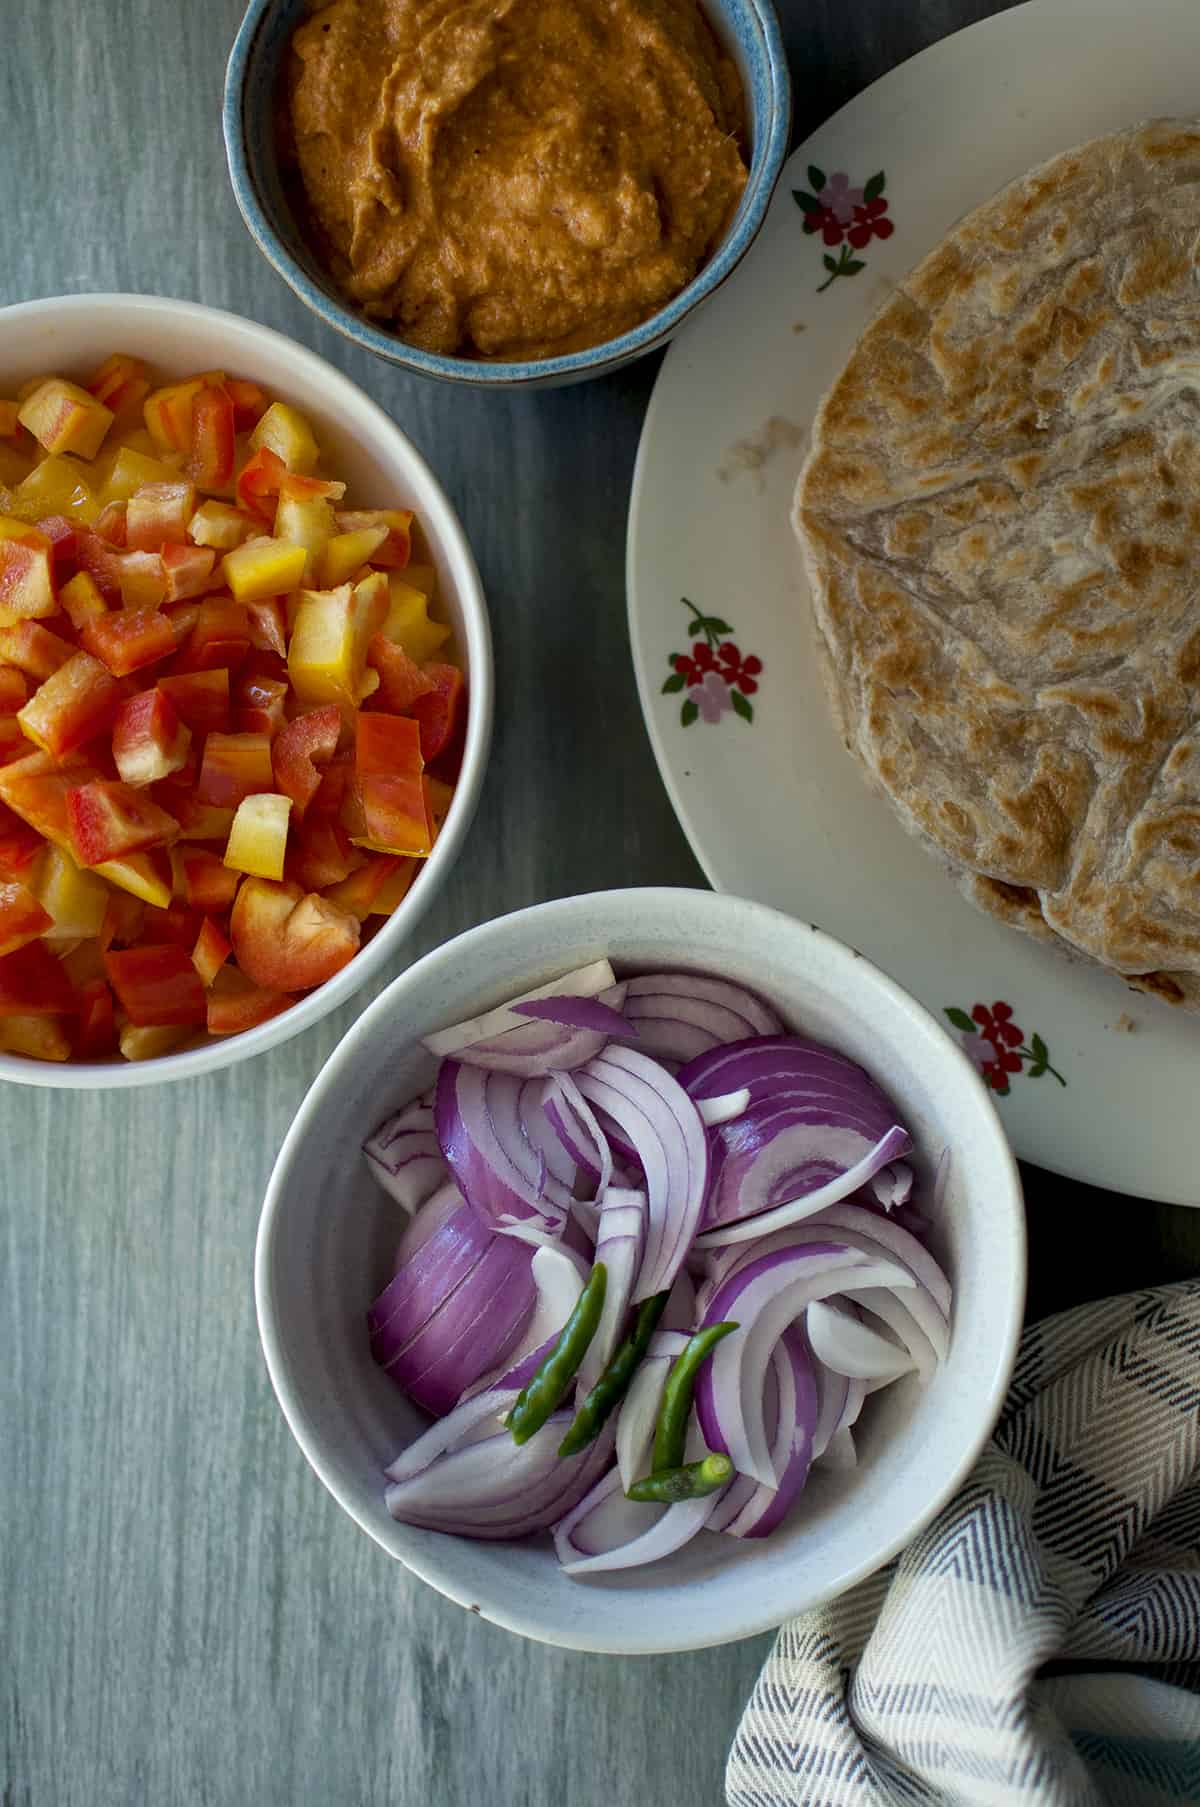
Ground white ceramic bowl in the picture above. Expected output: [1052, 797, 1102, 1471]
[256, 888, 1025, 1653]
[0, 293, 492, 1088]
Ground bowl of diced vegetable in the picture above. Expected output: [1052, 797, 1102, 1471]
[256, 887, 1025, 1653]
[0, 292, 490, 1084]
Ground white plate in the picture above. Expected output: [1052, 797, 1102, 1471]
[628, 0, 1200, 1205]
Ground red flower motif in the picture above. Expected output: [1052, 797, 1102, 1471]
[802, 204, 846, 246]
[672, 642, 719, 687]
[717, 641, 763, 696]
[971, 1001, 1023, 1049]
[847, 197, 894, 249]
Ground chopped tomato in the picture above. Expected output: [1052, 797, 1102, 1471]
[354, 712, 430, 856]
[104, 943, 206, 1026]
[18, 651, 120, 757]
[67, 780, 178, 866]
[0, 941, 76, 1016]
[206, 969, 295, 1035]
[192, 915, 232, 987]
[157, 668, 231, 735]
[235, 671, 289, 737]
[112, 688, 191, 787]
[174, 596, 250, 673]
[236, 445, 287, 521]
[272, 703, 341, 818]
[75, 977, 117, 1056]
[162, 541, 217, 602]
[187, 383, 236, 493]
[178, 846, 241, 913]
[196, 731, 274, 809]
[0, 879, 54, 957]
[80, 606, 176, 678]
[366, 635, 436, 713]
[230, 877, 359, 991]
[0, 621, 75, 680]
[410, 662, 466, 765]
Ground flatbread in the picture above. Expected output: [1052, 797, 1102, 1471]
[795, 118, 1200, 1006]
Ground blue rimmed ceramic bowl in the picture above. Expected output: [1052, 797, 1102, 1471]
[223, 0, 791, 388]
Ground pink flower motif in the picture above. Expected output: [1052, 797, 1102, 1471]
[818, 171, 865, 226]
[958, 1031, 993, 1074]
[695, 668, 732, 723]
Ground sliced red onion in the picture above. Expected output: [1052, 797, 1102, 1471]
[555, 1420, 725, 1575]
[577, 1191, 646, 1394]
[368, 1187, 490, 1347]
[364, 1099, 447, 1216]
[660, 1266, 697, 1333]
[711, 1327, 817, 1539]
[810, 1351, 848, 1461]
[614, 1329, 690, 1490]
[806, 1297, 914, 1383]
[460, 1242, 586, 1400]
[692, 1124, 910, 1248]
[679, 1036, 911, 1231]
[696, 1087, 750, 1128]
[695, 1243, 913, 1485]
[435, 1061, 576, 1226]
[620, 973, 783, 1064]
[513, 993, 633, 1037]
[545, 1073, 612, 1202]
[423, 961, 616, 1056]
[871, 1161, 913, 1210]
[378, 1232, 536, 1417]
[384, 1385, 516, 1484]
[575, 1046, 708, 1303]
[386, 1415, 615, 1540]
[802, 1203, 951, 1321]
[848, 1286, 939, 1383]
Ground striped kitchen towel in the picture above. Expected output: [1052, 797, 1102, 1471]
[728, 1281, 1200, 1807]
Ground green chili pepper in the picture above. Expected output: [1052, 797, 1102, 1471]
[627, 1452, 734, 1504]
[556, 1290, 669, 1458]
[651, 1320, 738, 1473]
[506, 1262, 607, 1446]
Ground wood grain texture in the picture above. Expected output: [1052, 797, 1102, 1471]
[2, 2, 1198, 1804]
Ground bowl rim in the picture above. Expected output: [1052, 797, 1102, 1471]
[222, 0, 793, 386]
[0, 290, 494, 1088]
[256, 886, 1027, 1652]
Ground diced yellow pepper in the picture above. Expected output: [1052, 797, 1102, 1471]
[372, 860, 416, 915]
[223, 792, 292, 880]
[99, 443, 183, 504]
[401, 562, 436, 599]
[0, 1014, 71, 1062]
[15, 455, 100, 523]
[273, 492, 335, 582]
[287, 573, 387, 706]
[0, 515, 47, 544]
[221, 537, 309, 606]
[119, 1022, 188, 1061]
[59, 570, 108, 631]
[32, 845, 109, 941]
[95, 851, 173, 909]
[317, 524, 388, 588]
[143, 374, 224, 451]
[18, 379, 113, 460]
[250, 402, 320, 474]
[188, 500, 252, 550]
[380, 575, 451, 664]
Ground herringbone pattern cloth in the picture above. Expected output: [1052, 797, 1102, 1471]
[728, 1282, 1200, 1806]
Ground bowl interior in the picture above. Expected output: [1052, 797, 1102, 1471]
[228, 0, 791, 383]
[0, 294, 490, 1086]
[258, 888, 1025, 1653]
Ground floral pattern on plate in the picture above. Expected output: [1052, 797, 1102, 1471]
[793, 166, 894, 291]
[662, 599, 763, 727]
[946, 1000, 1067, 1095]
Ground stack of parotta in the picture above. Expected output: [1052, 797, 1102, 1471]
[795, 118, 1200, 1007]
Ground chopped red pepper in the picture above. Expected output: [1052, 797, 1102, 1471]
[0, 879, 53, 957]
[273, 704, 341, 818]
[236, 446, 287, 521]
[67, 780, 179, 866]
[411, 662, 466, 765]
[187, 384, 236, 493]
[178, 845, 241, 913]
[354, 712, 430, 855]
[173, 597, 251, 673]
[18, 651, 121, 757]
[81, 606, 176, 678]
[104, 943, 206, 1026]
[75, 977, 117, 1056]
[366, 635, 436, 713]
[192, 915, 232, 987]
[0, 941, 76, 1017]
[157, 668, 231, 736]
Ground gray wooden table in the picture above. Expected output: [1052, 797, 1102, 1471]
[4, 3, 1199, 1803]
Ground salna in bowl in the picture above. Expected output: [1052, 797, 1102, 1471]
[256, 888, 1025, 1652]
